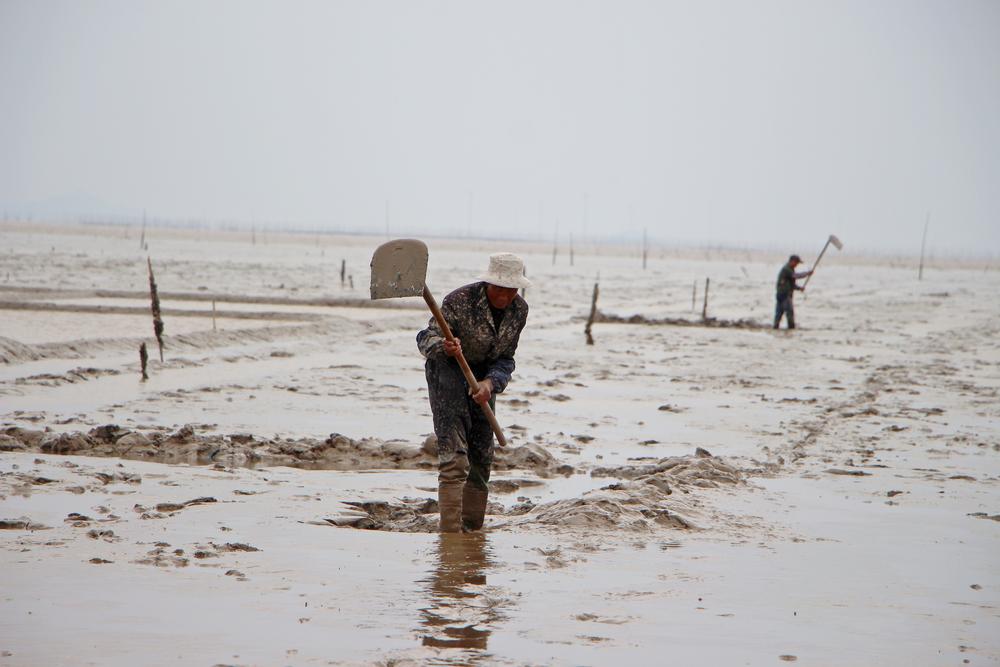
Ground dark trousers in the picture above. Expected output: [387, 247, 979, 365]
[774, 294, 795, 329]
[425, 359, 494, 491]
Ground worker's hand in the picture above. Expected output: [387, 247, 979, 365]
[471, 378, 493, 405]
[443, 337, 462, 357]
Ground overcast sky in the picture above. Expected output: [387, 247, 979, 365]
[2, 1, 998, 255]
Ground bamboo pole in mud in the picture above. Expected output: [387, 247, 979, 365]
[585, 281, 599, 345]
[147, 257, 165, 362]
[139, 343, 149, 381]
[701, 277, 710, 321]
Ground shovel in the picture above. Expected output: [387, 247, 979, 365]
[801, 234, 843, 294]
[370, 239, 507, 448]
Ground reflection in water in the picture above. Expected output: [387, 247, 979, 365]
[419, 532, 500, 655]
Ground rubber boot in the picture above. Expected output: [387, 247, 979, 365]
[438, 454, 469, 533]
[461, 485, 489, 532]
[438, 483, 464, 533]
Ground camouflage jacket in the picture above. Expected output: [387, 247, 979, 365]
[416, 282, 528, 393]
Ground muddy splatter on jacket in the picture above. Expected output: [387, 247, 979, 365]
[416, 282, 528, 393]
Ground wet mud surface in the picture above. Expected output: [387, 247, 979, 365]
[1, 224, 998, 665]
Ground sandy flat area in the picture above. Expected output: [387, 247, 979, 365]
[1, 222, 998, 666]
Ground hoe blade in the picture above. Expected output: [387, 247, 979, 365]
[829, 234, 843, 251]
[370, 239, 429, 300]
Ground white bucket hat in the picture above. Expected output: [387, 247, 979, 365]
[477, 253, 532, 289]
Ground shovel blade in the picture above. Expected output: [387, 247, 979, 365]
[370, 239, 429, 300]
[829, 234, 843, 250]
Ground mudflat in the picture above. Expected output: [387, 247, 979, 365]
[1, 222, 998, 666]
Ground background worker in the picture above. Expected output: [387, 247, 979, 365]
[774, 254, 813, 329]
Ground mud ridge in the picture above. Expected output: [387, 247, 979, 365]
[0, 284, 425, 310]
[0, 320, 362, 365]
[0, 300, 328, 322]
[0, 424, 570, 475]
[594, 310, 767, 330]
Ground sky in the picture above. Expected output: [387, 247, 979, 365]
[1, 0, 998, 256]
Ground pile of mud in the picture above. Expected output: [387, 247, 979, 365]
[511, 451, 744, 531]
[590, 450, 743, 488]
[327, 451, 744, 534]
[594, 311, 766, 330]
[0, 424, 568, 475]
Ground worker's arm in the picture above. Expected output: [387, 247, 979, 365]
[416, 295, 460, 359]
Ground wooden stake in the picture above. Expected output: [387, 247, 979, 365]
[692, 280, 697, 312]
[701, 277, 710, 321]
[212, 299, 217, 331]
[585, 281, 600, 345]
[139, 343, 149, 381]
[147, 257, 165, 362]
[340, 259, 346, 288]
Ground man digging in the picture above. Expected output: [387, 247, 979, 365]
[416, 253, 530, 533]
[774, 254, 813, 330]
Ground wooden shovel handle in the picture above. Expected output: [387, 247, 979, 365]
[422, 286, 507, 448]
[801, 239, 831, 292]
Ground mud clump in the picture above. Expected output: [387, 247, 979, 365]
[0, 434, 27, 452]
[322, 499, 440, 533]
[0, 517, 51, 530]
